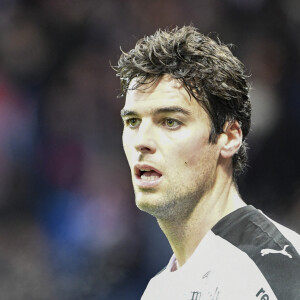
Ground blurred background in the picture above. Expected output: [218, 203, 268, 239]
[0, 0, 299, 299]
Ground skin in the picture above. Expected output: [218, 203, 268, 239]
[121, 75, 245, 268]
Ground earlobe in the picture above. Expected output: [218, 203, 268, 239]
[220, 121, 243, 159]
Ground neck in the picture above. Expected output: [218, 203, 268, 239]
[157, 175, 245, 269]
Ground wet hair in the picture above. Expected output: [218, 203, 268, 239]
[115, 25, 251, 178]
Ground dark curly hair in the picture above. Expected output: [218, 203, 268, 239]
[115, 26, 251, 178]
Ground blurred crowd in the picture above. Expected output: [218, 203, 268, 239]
[0, 0, 299, 299]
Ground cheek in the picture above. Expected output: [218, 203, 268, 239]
[122, 132, 132, 163]
[177, 133, 210, 166]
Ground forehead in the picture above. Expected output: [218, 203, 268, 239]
[123, 75, 203, 115]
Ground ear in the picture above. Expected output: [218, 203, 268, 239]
[220, 121, 243, 159]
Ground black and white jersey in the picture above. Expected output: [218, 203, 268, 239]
[141, 206, 300, 300]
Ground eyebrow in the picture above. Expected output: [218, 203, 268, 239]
[120, 106, 192, 117]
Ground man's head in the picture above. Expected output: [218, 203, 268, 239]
[116, 25, 251, 178]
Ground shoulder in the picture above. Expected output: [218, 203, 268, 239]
[212, 205, 300, 299]
[141, 266, 169, 300]
[153, 266, 167, 278]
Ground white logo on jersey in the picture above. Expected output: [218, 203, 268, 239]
[261, 245, 292, 258]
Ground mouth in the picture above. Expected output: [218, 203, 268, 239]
[134, 164, 163, 188]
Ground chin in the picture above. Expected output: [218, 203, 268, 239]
[135, 196, 154, 210]
[135, 195, 160, 215]
[135, 196, 176, 220]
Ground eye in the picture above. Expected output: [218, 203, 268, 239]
[163, 118, 181, 129]
[125, 118, 141, 128]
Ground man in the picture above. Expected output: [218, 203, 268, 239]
[115, 26, 300, 299]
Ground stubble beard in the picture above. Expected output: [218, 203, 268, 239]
[134, 166, 216, 222]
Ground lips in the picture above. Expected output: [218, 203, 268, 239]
[134, 164, 162, 188]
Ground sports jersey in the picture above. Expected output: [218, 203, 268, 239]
[141, 205, 300, 300]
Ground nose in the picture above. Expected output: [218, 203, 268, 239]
[134, 120, 156, 154]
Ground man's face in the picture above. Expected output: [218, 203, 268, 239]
[121, 76, 221, 221]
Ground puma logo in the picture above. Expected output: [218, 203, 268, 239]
[261, 245, 292, 258]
